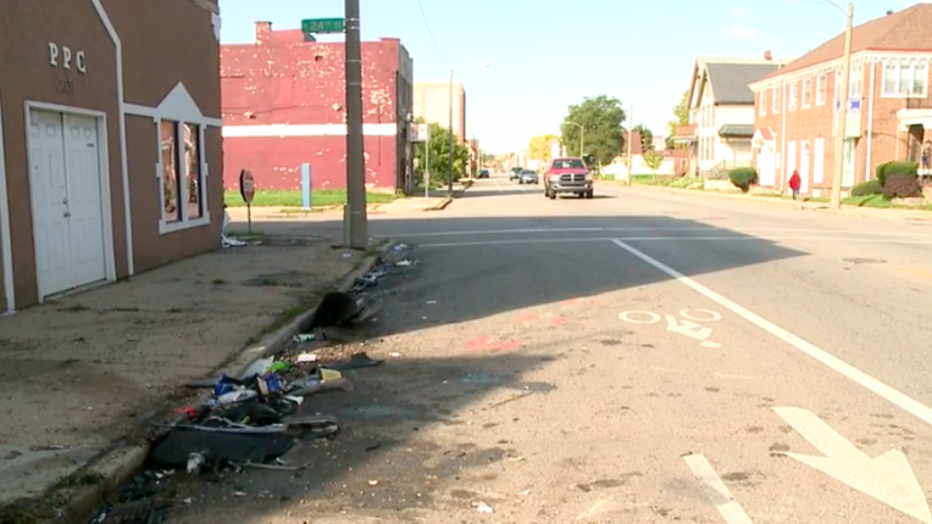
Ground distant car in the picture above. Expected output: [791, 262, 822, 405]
[478, 169, 490, 179]
[518, 169, 538, 184]
[509, 167, 524, 181]
[544, 157, 593, 199]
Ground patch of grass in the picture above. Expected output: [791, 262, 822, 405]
[211, 278, 227, 285]
[224, 189, 397, 208]
[167, 306, 185, 313]
[0, 492, 72, 524]
[843, 194, 890, 207]
[263, 303, 307, 335]
[53, 471, 103, 489]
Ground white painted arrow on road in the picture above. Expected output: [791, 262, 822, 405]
[774, 407, 932, 523]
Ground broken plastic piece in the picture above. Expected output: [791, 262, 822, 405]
[326, 352, 383, 371]
[217, 389, 257, 405]
[295, 352, 318, 363]
[293, 333, 316, 343]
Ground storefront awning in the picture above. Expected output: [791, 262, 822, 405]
[718, 124, 754, 139]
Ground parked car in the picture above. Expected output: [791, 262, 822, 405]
[544, 157, 593, 199]
[518, 169, 539, 184]
[478, 169, 490, 179]
[509, 167, 524, 181]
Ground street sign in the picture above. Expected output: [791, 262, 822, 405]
[239, 169, 255, 203]
[301, 18, 345, 34]
[408, 123, 429, 142]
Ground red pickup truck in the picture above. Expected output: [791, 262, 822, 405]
[544, 157, 593, 199]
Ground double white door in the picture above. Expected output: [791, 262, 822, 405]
[28, 109, 106, 298]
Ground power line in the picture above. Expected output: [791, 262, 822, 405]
[415, 0, 448, 67]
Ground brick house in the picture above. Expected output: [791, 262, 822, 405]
[674, 56, 791, 178]
[220, 23, 414, 192]
[0, 0, 223, 313]
[749, 4, 932, 195]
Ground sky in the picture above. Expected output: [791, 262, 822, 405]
[219, 0, 923, 153]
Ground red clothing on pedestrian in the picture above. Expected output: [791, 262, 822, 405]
[789, 170, 802, 191]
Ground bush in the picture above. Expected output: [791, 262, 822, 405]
[876, 161, 918, 187]
[729, 167, 758, 193]
[850, 179, 882, 197]
[882, 173, 922, 199]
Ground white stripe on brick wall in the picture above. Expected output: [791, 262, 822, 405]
[222, 123, 398, 138]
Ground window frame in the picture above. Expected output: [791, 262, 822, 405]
[156, 117, 210, 234]
[881, 61, 930, 98]
[772, 86, 780, 114]
[802, 78, 812, 108]
[816, 73, 827, 106]
[788, 82, 798, 110]
[759, 90, 766, 116]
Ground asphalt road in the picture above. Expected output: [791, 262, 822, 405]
[173, 175, 932, 523]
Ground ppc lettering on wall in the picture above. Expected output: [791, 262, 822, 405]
[49, 42, 87, 94]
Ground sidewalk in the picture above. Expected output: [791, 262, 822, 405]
[602, 181, 932, 221]
[0, 234, 377, 518]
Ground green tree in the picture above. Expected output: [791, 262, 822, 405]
[560, 95, 627, 167]
[632, 124, 654, 152]
[643, 150, 664, 183]
[665, 90, 690, 150]
[414, 123, 471, 187]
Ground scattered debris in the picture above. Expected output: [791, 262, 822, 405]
[475, 501, 494, 514]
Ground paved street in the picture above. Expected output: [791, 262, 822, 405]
[173, 174, 932, 523]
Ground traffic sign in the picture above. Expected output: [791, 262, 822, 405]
[301, 18, 345, 34]
[239, 169, 255, 203]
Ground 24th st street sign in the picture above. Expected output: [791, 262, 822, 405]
[301, 18, 345, 34]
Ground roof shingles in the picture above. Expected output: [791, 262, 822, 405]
[760, 4, 932, 82]
[707, 63, 786, 104]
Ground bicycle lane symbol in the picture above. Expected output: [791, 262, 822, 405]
[619, 309, 723, 348]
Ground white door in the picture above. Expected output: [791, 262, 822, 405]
[800, 141, 811, 193]
[29, 110, 73, 297]
[842, 138, 856, 187]
[63, 114, 106, 287]
[786, 141, 797, 188]
[28, 109, 106, 298]
[813, 138, 825, 184]
[758, 147, 775, 186]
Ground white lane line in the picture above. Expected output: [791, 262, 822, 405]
[379, 226, 932, 239]
[495, 181, 503, 192]
[612, 239, 932, 428]
[418, 236, 932, 248]
[683, 454, 754, 524]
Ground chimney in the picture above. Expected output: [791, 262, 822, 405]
[886, 10, 893, 15]
[764, 50, 773, 61]
[256, 21, 272, 43]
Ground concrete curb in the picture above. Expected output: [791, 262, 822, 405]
[425, 180, 473, 212]
[603, 182, 932, 220]
[22, 240, 398, 524]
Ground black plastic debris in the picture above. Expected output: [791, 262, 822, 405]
[326, 352, 383, 371]
[307, 292, 358, 329]
[150, 428, 296, 469]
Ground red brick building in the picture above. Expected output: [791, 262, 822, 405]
[749, 4, 932, 195]
[220, 23, 414, 192]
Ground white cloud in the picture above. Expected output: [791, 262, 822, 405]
[728, 24, 760, 39]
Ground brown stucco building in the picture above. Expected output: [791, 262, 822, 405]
[0, 0, 223, 313]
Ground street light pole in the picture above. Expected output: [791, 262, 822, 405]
[448, 68, 455, 195]
[344, 0, 368, 248]
[831, 2, 854, 211]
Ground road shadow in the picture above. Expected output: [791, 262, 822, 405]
[232, 215, 806, 342]
[156, 351, 553, 523]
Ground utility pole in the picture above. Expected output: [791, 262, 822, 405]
[344, 0, 367, 247]
[830, 2, 854, 211]
[625, 103, 634, 185]
[448, 68, 455, 195]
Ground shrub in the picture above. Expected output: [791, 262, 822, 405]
[729, 167, 758, 193]
[850, 179, 882, 197]
[882, 173, 922, 199]
[876, 161, 918, 187]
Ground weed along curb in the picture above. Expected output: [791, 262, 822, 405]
[426, 179, 473, 212]
[7, 240, 398, 524]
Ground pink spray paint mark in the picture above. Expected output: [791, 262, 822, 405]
[465, 337, 522, 352]
[515, 314, 538, 323]
[561, 298, 579, 306]
[551, 317, 568, 325]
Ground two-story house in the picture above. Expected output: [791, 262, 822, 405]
[749, 4, 932, 195]
[675, 55, 791, 178]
